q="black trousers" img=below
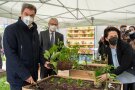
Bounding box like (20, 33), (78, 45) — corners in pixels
(10, 82), (30, 90)
(0, 54), (2, 69)
(123, 83), (135, 90)
(10, 84), (22, 90)
(40, 66), (57, 79)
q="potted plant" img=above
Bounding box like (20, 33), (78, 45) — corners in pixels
(44, 41), (79, 71)
(43, 42), (63, 72)
(57, 44), (80, 70)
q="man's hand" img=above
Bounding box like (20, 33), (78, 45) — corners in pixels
(25, 76), (35, 84)
(97, 73), (109, 82)
(44, 61), (51, 69)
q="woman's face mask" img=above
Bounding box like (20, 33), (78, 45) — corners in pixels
(22, 16), (34, 26)
(129, 31), (135, 35)
(109, 37), (118, 46)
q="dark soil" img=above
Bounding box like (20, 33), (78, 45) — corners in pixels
(75, 65), (103, 71)
(27, 76), (121, 90)
(57, 61), (73, 70)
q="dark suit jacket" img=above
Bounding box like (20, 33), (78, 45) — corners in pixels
(3, 18), (42, 84)
(106, 40), (135, 75)
(40, 30), (64, 52)
(39, 30), (64, 78)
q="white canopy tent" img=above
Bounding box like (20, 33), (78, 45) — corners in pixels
(0, 0), (135, 27)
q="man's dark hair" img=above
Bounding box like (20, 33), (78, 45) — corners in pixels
(104, 26), (121, 45)
(21, 3), (37, 14)
(120, 25), (127, 29)
(129, 26), (135, 30)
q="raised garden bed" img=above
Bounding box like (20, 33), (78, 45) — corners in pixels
(22, 75), (122, 90)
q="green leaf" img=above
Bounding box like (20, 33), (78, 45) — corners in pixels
(44, 50), (50, 60)
(50, 52), (60, 62)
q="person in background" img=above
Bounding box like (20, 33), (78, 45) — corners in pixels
(40, 18), (64, 79)
(120, 25), (127, 41)
(120, 25), (127, 33)
(122, 30), (131, 43)
(3, 3), (46, 90)
(129, 26), (135, 32)
(129, 26), (135, 50)
(98, 36), (107, 60)
(97, 26), (135, 90)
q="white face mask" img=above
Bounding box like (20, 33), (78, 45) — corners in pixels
(22, 16), (34, 26)
(49, 25), (57, 32)
(129, 31), (134, 34)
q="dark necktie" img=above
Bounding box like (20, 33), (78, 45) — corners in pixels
(51, 32), (54, 45)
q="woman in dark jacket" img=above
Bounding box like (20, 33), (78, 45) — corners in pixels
(98, 26), (135, 90)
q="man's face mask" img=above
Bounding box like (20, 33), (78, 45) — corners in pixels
(49, 25), (57, 32)
(22, 16), (34, 26)
(109, 37), (118, 46)
(129, 31), (135, 35)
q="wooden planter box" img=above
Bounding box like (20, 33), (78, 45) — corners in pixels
(0, 69), (6, 78)
(69, 70), (95, 80)
(22, 75), (122, 90)
(69, 64), (106, 79)
(82, 63), (107, 71)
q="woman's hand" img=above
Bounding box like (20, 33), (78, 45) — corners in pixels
(97, 73), (109, 82)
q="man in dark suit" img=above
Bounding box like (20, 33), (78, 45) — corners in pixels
(40, 18), (64, 79)
(3, 3), (46, 90)
(97, 27), (135, 90)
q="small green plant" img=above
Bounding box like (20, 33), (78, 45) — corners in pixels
(44, 45), (60, 62)
(57, 43), (80, 70)
(95, 65), (115, 77)
(76, 79), (83, 87)
(94, 65), (118, 89)
(1, 55), (6, 61)
(57, 78), (65, 85)
(66, 78), (74, 85)
(44, 41), (80, 70)
(50, 78), (54, 83)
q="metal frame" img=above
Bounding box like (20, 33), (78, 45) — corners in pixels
(0, 0), (135, 25)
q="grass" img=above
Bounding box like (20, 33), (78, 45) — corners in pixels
(1, 55), (6, 61)
(0, 76), (10, 90)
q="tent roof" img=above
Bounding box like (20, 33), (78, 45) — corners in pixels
(0, 0), (135, 27)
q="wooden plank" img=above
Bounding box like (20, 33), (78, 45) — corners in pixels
(87, 63), (107, 67)
(69, 70), (95, 80)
